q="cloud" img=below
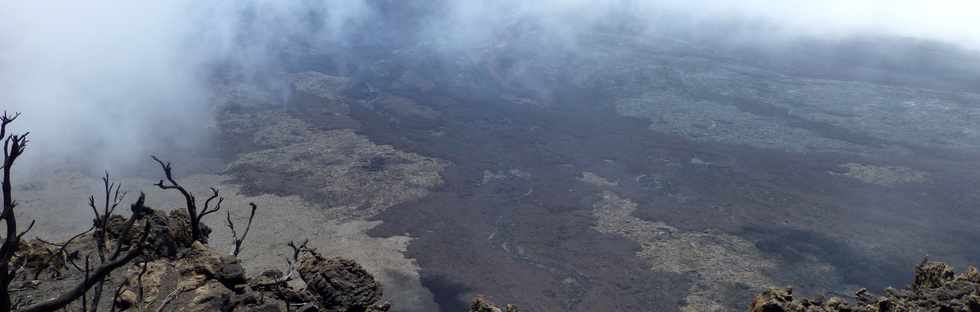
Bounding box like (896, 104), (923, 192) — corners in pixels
(663, 0), (980, 45)
(0, 0), (975, 173)
(0, 2), (216, 171)
(0, 1), (370, 173)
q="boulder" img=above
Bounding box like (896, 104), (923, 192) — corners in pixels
(748, 288), (793, 312)
(297, 249), (388, 312)
(470, 296), (518, 312)
(915, 259), (955, 289)
(107, 209), (211, 259)
(746, 260), (980, 312)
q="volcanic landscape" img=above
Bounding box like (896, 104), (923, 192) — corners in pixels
(14, 7), (980, 312)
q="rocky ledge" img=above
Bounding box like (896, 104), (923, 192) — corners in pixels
(14, 203), (520, 312)
(13, 207), (391, 312)
(749, 260), (980, 312)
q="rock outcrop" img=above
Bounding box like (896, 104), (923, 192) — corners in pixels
(106, 208), (211, 259)
(469, 296), (519, 312)
(748, 259), (980, 312)
(297, 249), (390, 312)
(14, 207), (391, 312)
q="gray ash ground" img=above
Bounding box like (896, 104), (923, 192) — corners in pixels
(213, 24), (980, 311)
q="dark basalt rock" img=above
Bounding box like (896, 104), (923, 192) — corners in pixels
(297, 249), (389, 312)
(106, 208), (212, 259)
(748, 259), (980, 312)
(470, 296), (519, 312)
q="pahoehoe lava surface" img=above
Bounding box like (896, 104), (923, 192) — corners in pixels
(336, 61), (980, 310)
(218, 20), (980, 312)
(358, 82), (697, 311)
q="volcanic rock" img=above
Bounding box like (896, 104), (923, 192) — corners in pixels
(297, 249), (389, 312)
(747, 259), (980, 312)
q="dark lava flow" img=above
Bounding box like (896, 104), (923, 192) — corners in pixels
(305, 55), (980, 311)
(225, 34), (980, 310)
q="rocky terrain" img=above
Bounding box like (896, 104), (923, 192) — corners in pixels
(11, 205), (392, 312)
(10, 5), (980, 312)
(749, 260), (980, 312)
(12, 203), (522, 312)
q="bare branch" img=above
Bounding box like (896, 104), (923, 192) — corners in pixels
(203, 188), (220, 211)
(226, 203), (258, 257)
(254, 239), (308, 289)
(199, 197), (223, 219)
(110, 193), (148, 261)
(109, 281), (126, 312)
(82, 256), (90, 312)
(20, 219), (152, 312)
(150, 156), (190, 197)
(287, 239), (310, 261)
(0, 115), (27, 311)
(90, 170), (128, 312)
(200, 187), (223, 219)
(151, 156), (210, 243)
(34, 226), (94, 280)
(152, 288), (182, 312)
(135, 260), (149, 312)
(0, 111), (20, 142)
(17, 219), (35, 240)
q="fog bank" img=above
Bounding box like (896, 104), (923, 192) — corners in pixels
(1, 0), (976, 173)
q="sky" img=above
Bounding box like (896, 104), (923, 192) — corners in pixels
(0, 0), (977, 173)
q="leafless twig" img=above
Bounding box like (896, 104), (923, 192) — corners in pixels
(0, 111), (28, 311)
(89, 171), (128, 312)
(151, 156), (220, 243)
(152, 287), (182, 312)
(254, 239), (309, 289)
(136, 260), (149, 312)
(35, 226), (93, 279)
(17, 219), (35, 240)
(20, 204), (153, 312)
(82, 256), (90, 312)
(109, 281), (126, 312)
(226, 203), (257, 257)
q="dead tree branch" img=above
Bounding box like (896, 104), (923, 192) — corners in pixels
(35, 226), (93, 279)
(135, 260), (149, 312)
(16, 220), (34, 240)
(254, 239), (309, 289)
(0, 111), (28, 312)
(151, 156), (220, 243)
(88, 171), (127, 312)
(20, 216), (152, 312)
(152, 287), (181, 312)
(225, 202), (257, 257)
(82, 256), (90, 312)
(109, 282), (126, 312)
(200, 188), (223, 220)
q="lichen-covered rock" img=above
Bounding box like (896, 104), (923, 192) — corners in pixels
(470, 296), (518, 312)
(107, 209), (211, 259)
(177, 241), (246, 289)
(746, 259), (980, 312)
(13, 238), (64, 278)
(297, 249), (388, 312)
(166, 209), (212, 246)
(111, 240), (253, 311)
(957, 266), (980, 283)
(187, 280), (234, 312)
(119, 260), (172, 306)
(748, 288), (794, 312)
(914, 259), (955, 289)
(15, 208), (393, 312)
